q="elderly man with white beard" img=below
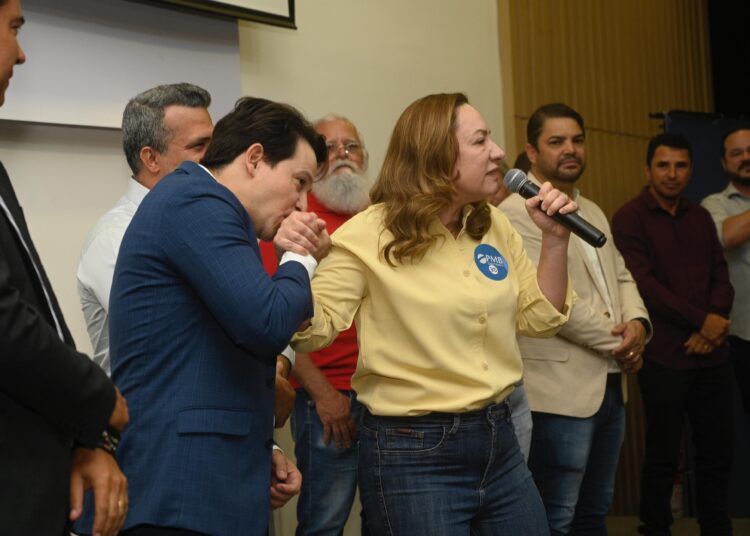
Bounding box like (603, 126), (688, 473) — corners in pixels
(260, 114), (372, 535)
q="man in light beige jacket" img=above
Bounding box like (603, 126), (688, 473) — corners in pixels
(500, 102), (651, 536)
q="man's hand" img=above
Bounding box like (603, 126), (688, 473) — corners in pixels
(316, 390), (356, 449)
(108, 388), (129, 432)
(685, 332), (716, 355)
(274, 212), (326, 258)
(275, 356), (295, 428)
(270, 449), (302, 509)
(700, 313), (730, 346)
(619, 354), (643, 374)
(611, 319), (647, 360)
(69, 448), (128, 536)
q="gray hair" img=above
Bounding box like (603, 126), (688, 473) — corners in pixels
(122, 83), (211, 175)
(314, 113), (367, 149)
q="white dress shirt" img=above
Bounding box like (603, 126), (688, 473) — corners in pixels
(77, 178), (148, 374)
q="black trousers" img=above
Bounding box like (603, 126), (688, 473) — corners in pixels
(638, 358), (734, 536)
(729, 335), (750, 423)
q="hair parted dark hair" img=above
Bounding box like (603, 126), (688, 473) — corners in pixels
(646, 133), (693, 165)
(526, 103), (585, 149)
(201, 97), (327, 170)
(720, 126), (750, 158)
(371, 92), (491, 266)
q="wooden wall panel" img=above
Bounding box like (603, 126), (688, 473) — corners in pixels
(499, 0), (713, 516)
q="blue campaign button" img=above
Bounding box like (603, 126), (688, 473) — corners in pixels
(474, 244), (509, 281)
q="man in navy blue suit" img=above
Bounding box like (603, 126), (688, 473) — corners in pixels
(108, 97), (330, 536)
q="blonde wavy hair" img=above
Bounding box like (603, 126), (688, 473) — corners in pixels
(371, 93), (491, 266)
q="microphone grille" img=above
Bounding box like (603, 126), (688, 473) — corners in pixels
(503, 168), (528, 193)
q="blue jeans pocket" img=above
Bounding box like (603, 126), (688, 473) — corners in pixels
(375, 422), (447, 455)
(384, 427), (425, 449)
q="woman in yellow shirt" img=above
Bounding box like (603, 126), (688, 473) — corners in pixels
(294, 93), (575, 534)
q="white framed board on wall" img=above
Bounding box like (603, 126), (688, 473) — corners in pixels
(140, 0), (296, 28)
(0, 0), (242, 128)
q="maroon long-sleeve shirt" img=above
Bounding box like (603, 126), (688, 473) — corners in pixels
(612, 187), (734, 369)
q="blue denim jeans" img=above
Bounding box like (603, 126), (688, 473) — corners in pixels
(358, 402), (549, 535)
(291, 389), (366, 536)
(528, 373), (625, 536)
(508, 383), (532, 463)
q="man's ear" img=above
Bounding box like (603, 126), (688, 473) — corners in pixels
(139, 146), (160, 175)
(525, 143), (537, 165)
(245, 143), (265, 177)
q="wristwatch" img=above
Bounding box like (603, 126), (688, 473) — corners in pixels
(96, 426), (121, 456)
(634, 317), (651, 337)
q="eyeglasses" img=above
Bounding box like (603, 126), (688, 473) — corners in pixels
(326, 141), (362, 157)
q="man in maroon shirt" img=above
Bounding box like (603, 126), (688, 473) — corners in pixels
(612, 133), (734, 536)
(260, 114), (372, 534)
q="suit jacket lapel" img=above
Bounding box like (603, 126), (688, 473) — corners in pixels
(0, 162), (74, 346)
(571, 231), (612, 306)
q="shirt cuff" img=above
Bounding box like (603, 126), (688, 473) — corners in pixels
(279, 346), (295, 368)
(280, 251), (318, 280)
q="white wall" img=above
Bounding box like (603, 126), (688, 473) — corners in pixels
(239, 0), (506, 178)
(0, 121), (130, 355)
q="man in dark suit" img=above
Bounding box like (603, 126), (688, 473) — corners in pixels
(0, 1), (130, 535)
(109, 97), (330, 535)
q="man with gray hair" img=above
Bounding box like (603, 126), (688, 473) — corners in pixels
(260, 114), (373, 534)
(77, 82), (213, 375)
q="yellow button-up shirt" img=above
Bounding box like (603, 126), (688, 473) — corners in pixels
(293, 203), (573, 416)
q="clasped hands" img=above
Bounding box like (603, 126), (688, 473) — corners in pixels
(275, 211), (331, 262)
(611, 319), (647, 374)
(684, 313), (730, 355)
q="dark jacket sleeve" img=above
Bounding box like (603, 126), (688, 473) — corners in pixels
(159, 187), (313, 359)
(0, 163), (115, 447)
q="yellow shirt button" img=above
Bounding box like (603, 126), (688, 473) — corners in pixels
(482, 362), (489, 370)
(463, 270), (470, 277)
(479, 316), (486, 324)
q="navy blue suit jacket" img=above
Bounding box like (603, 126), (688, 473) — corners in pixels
(108, 162), (313, 535)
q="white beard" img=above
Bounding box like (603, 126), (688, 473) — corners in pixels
(312, 167), (373, 215)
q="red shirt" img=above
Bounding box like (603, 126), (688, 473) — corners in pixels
(259, 193), (359, 389)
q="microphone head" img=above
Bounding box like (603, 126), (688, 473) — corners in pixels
(503, 168), (528, 193)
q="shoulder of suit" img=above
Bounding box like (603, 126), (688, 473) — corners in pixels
(576, 194), (607, 219)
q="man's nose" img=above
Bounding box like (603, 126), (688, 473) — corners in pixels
(562, 140), (576, 154)
(296, 192), (308, 212)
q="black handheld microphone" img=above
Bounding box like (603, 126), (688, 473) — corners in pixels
(503, 169), (607, 248)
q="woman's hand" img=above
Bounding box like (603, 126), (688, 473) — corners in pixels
(524, 181), (577, 239)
